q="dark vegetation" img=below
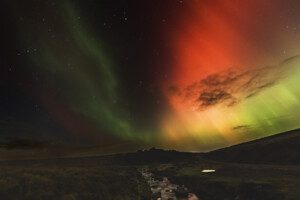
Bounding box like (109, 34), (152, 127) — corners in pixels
(0, 164), (150, 200)
(146, 129), (300, 200)
(150, 162), (300, 200)
(0, 129), (298, 199)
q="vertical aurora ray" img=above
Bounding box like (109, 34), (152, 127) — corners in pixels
(161, 0), (300, 151)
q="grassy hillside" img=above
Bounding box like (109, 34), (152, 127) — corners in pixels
(0, 164), (151, 200)
(205, 128), (300, 164)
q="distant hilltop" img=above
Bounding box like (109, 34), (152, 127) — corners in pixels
(136, 147), (180, 153)
(116, 128), (300, 165)
(114, 147), (200, 165)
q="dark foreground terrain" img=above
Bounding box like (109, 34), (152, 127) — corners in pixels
(0, 163), (151, 200)
(0, 128), (299, 200)
(205, 128), (300, 165)
(149, 161), (300, 200)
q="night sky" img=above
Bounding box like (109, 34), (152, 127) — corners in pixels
(1, 0), (300, 156)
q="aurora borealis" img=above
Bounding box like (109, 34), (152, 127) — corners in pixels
(1, 0), (300, 155)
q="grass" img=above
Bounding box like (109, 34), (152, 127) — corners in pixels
(150, 161), (300, 200)
(0, 164), (151, 200)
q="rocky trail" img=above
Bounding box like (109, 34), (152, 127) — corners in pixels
(141, 168), (199, 200)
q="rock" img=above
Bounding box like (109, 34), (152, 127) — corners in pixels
(175, 186), (189, 198)
(151, 191), (161, 200)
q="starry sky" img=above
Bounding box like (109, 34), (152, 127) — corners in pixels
(1, 0), (300, 156)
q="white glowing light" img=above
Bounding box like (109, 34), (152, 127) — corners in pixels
(201, 169), (216, 173)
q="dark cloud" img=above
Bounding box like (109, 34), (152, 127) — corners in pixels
(232, 125), (251, 131)
(175, 56), (300, 110)
(200, 71), (242, 87)
(198, 89), (236, 107)
(196, 66), (282, 109)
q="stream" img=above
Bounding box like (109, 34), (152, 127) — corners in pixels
(141, 168), (199, 200)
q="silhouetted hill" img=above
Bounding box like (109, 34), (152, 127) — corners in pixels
(113, 147), (200, 165)
(205, 129), (300, 165)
